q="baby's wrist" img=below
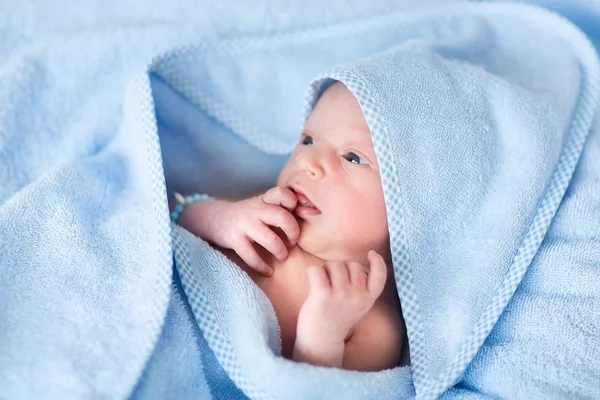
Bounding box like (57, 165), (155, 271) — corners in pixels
(170, 192), (214, 223)
(173, 195), (230, 242)
(297, 323), (349, 346)
(297, 305), (353, 345)
(292, 332), (345, 368)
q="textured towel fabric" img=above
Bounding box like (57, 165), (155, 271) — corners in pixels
(1, 1), (599, 400)
(143, 3), (600, 399)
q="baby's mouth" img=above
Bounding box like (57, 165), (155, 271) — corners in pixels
(291, 188), (321, 216)
(297, 195), (317, 209)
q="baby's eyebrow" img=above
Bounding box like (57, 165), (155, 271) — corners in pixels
(299, 131), (319, 142)
(346, 138), (372, 146)
(346, 139), (375, 154)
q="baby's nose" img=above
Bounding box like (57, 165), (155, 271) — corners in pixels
(294, 150), (325, 180)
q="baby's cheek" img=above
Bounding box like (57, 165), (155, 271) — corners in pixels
(347, 206), (388, 247)
(276, 167), (290, 187)
(340, 208), (377, 241)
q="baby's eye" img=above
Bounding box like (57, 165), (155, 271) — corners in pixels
(343, 152), (368, 165)
(301, 135), (315, 146)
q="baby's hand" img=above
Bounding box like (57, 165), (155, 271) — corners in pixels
(211, 186), (300, 276)
(296, 251), (388, 344)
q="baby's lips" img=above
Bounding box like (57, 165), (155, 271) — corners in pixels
(293, 191), (319, 210)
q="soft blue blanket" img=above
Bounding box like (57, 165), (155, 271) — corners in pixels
(1, 1), (599, 399)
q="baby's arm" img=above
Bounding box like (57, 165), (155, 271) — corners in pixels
(293, 305), (402, 371)
(293, 251), (399, 371)
(170, 187), (299, 276)
(172, 196), (230, 244)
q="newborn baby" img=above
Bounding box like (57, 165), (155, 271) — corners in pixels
(174, 82), (405, 371)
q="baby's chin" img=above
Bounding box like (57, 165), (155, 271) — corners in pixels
(294, 223), (325, 256)
(297, 227), (389, 265)
(295, 226), (352, 262)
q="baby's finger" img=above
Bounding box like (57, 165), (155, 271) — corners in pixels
(246, 222), (288, 262)
(306, 265), (330, 292)
(348, 261), (368, 289)
(237, 238), (273, 276)
(259, 206), (300, 245)
(324, 261), (351, 290)
(366, 251), (387, 297)
(261, 186), (297, 212)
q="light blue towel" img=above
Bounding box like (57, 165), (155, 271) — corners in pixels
(1, 1), (600, 400)
(140, 2), (599, 399)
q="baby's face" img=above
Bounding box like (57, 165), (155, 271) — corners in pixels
(277, 82), (389, 264)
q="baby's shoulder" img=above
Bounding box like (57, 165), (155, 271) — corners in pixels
(360, 298), (404, 341)
(343, 298), (405, 371)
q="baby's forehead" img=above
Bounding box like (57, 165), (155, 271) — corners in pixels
(307, 82), (372, 143)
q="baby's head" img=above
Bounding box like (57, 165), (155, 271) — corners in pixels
(277, 82), (389, 265)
